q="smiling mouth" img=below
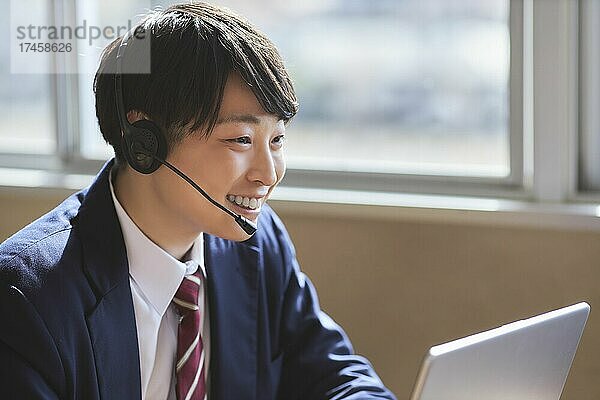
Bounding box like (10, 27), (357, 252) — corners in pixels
(226, 194), (263, 211)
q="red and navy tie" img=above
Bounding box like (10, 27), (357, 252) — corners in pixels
(173, 273), (206, 400)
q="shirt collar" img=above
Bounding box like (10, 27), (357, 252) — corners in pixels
(109, 166), (205, 317)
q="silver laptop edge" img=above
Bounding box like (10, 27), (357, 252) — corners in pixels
(410, 302), (590, 400)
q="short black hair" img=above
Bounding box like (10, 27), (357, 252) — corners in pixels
(94, 2), (299, 166)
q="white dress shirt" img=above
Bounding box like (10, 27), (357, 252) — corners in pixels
(109, 169), (210, 400)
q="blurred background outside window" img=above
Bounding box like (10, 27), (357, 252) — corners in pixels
(1, 2), (55, 154)
(77, 0), (511, 178)
(2, 0), (521, 193)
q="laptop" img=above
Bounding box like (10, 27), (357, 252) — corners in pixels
(410, 302), (590, 400)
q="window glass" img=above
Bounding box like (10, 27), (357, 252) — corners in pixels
(80, 0), (510, 178)
(1, 2), (55, 154)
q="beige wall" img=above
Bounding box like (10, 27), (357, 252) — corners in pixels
(2, 190), (599, 399)
(272, 206), (600, 400)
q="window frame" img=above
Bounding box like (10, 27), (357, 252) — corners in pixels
(0, 0), (590, 205)
(578, 0), (600, 198)
(528, 0), (580, 203)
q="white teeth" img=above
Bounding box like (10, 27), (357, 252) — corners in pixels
(227, 194), (262, 210)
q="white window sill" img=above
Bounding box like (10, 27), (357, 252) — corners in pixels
(1, 167), (599, 232)
(270, 187), (600, 232)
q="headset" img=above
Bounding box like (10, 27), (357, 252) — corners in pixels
(113, 26), (257, 236)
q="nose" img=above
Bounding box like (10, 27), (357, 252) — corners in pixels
(247, 146), (279, 187)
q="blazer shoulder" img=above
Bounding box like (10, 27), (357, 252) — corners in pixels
(0, 190), (85, 292)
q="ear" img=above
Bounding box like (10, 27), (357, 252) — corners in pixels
(126, 110), (149, 124)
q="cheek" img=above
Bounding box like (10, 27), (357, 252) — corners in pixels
(176, 144), (234, 184)
(201, 154), (243, 192)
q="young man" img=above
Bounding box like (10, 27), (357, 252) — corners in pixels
(0, 3), (395, 399)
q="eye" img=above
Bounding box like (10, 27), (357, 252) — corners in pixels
(272, 134), (286, 146)
(228, 136), (251, 145)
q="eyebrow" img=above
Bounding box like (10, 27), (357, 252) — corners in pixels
(216, 114), (262, 125)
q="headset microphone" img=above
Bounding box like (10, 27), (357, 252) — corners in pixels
(114, 26), (257, 236)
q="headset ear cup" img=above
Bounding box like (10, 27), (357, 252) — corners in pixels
(122, 120), (168, 174)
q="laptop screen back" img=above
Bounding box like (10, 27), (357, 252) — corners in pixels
(410, 302), (590, 400)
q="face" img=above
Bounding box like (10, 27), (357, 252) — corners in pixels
(150, 72), (287, 242)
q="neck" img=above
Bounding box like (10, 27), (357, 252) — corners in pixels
(113, 166), (197, 260)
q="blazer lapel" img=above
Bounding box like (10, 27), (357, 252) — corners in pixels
(76, 159), (261, 400)
(205, 233), (260, 400)
(78, 160), (142, 400)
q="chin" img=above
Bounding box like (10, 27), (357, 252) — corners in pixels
(208, 219), (257, 242)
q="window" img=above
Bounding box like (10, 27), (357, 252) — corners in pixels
(2, 0), (529, 197)
(1, 2), (55, 155)
(266, 0), (512, 178)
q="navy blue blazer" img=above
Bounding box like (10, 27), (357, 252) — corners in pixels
(0, 159), (395, 400)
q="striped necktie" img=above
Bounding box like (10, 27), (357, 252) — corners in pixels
(173, 273), (206, 400)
